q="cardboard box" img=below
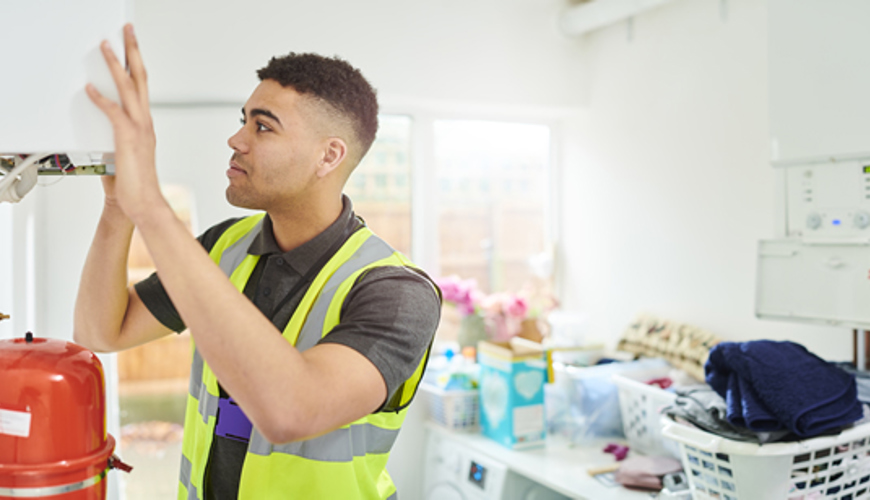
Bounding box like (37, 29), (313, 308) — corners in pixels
(477, 338), (547, 449)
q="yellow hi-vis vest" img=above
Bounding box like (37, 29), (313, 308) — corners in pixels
(178, 214), (433, 500)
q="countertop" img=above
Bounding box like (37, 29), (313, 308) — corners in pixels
(426, 423), (657, 500)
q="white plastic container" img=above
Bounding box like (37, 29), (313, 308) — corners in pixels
(661, 416), (870, 500)
(613, 365), (681, 458)
(420, 383), (479, 431)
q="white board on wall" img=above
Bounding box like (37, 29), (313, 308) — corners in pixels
(0, 0), (133, 155)
(769, 0), (870, 162)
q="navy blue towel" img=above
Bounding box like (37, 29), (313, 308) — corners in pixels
(705, 340), (863, 438)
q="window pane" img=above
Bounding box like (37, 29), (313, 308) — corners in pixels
(345, 115), (413, 256)
(435, 120), (550, 293)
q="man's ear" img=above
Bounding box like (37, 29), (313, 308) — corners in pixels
(316, 138), (348, 178)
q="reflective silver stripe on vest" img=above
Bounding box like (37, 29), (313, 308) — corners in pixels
(179, 455), (199, 500)
(294, 235), (394, 352)
(217, 218), (263, 277)
(189, 348), (219, 424)
(209, 225), (401, 462)
(247, 422), (400, 462)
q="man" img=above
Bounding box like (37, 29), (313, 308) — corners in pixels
(74, 24), (441, 499)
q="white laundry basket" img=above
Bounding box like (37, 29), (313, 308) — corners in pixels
(661, 416), (870, 500)
(613, 365), (681, 458)
(420, 382), (479, 431)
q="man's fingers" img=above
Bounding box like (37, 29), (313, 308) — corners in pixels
(123, 24), (150, 110)
(100, 39), (142, 119)
(86, 83), (128, 127)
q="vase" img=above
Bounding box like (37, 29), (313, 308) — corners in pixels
(457, 314), (488, 350)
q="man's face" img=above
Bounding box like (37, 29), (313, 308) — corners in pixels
(226, 80), (324, 211)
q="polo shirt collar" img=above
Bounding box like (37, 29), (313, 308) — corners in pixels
(246, 195), (355, 276)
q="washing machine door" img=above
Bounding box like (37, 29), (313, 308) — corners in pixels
(503, 471), (569, 500)
(427, 482), (467, 500)
(518, 485), (569, 500)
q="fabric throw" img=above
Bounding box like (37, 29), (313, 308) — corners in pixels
(705, 340), (863, 438)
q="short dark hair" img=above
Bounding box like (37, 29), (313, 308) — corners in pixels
(257, 53), (379, 160)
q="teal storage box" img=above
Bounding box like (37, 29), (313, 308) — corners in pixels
(478, 338), (547, 449)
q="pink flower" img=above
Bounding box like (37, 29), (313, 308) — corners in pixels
(435, 275), (480, 316)
(503, 295), (529, 319)
(436, 276), (542, 340)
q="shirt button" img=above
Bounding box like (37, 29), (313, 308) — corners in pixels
(276, 258), (284, 266)
(263, 287), (271, 297)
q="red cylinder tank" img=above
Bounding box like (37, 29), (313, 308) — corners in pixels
(0, 333), (127, 499)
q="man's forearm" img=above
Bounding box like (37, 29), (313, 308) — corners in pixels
(73, 203), (135, 352)
(130, 204), (352, 442)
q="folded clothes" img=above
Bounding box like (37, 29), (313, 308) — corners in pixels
(706, 341), (863, 438)
(664, 387), (790, 443)
(833, 362), (870, 404)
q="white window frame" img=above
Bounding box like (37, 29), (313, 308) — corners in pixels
(380, 98), (565, 285)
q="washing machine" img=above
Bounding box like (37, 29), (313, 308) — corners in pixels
(423, 432), (570, 500)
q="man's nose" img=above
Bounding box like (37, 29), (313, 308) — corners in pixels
(228, 128), (248, 153)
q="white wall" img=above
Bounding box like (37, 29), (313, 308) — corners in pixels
(135, 0), (585, 107)
(8, 190), (45, 341)
(769, 0), (870, 162)
(559, 0), (852, 361)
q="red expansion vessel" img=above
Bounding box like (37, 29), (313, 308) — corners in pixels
(0, 333), (129, 499)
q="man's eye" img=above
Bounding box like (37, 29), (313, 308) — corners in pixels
(256, 122), (270, 132)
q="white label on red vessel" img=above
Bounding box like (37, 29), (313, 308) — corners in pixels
(0, 408), (31, 438)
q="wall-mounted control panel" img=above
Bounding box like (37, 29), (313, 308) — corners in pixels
(786, 158), (870, 242)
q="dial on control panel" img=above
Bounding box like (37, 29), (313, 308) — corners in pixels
(806, 212), (870, 230)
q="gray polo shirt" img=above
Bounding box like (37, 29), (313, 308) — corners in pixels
(134, 195), (441, 499)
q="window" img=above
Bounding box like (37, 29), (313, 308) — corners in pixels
(434, 120), (551, 294)
(344, 115), (413, 256)
(345, 115), (554, 296)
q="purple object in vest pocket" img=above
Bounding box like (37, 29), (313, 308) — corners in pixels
(216, 397), (253, 443)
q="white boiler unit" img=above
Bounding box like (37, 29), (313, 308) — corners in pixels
(757, 155), (870, 330)
(0, 0), (132, 202)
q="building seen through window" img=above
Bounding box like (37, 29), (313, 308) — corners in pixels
(346, 116), (552, 297)
(345, 115), (413, 257)
(434, 120), (550, 294)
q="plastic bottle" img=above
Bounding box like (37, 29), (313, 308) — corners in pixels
(436, 347), (480, 391)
